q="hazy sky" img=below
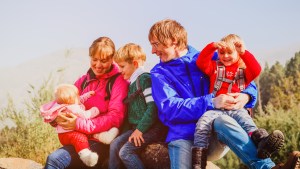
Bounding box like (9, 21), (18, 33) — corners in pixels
(1, 0), (299, 68)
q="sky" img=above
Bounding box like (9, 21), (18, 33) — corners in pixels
(0, 0), (300, 69)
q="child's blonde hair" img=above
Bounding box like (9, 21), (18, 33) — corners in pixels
(221, 34), (243, 49)
(148, 19), (187, 50)
(89, 36), (115, 60)
(220, 34), (246, 68)
(114, 43), (146, 64)
(54, 84), (79, 104)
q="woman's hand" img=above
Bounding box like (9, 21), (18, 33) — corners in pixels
(56, 112), (77, 130)
(128, 129), (144, 147)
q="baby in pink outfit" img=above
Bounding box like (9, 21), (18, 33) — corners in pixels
(40, 84), (118, 167)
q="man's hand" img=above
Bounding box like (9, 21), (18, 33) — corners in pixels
(128, 129), (144, 147)
(227, 93), (250, 110)
(212, 94), (236, 110)
(212, 93), (250, 110)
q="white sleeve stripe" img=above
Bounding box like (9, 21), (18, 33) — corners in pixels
(145, 95), (154, 102)
(143, 88), (152, 96)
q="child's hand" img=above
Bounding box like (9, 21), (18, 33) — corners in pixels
(214, 41), (227, 50)
(88, 91), (95, 96)
(128, 129), (144, 147)
(234, 41), (245, 55)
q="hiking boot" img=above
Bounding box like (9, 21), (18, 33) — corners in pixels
(192, 147), (208, 169)
(272, 151), (300, 169)
(257, 130), (285, 159)
(251, 128), (269, 147)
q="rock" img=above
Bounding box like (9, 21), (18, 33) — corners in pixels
(0, 158), (43, 169)
(140, 142), (220, 169)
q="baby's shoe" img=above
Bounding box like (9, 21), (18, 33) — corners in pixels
(79, 149), (99, 167)
(93, 127), (119, 144)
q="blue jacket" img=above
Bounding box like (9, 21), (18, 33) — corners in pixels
(150, 45), (257, 143)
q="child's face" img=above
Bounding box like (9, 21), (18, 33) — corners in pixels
(117, 61), (137, 80)
(218, 47), (239, 66)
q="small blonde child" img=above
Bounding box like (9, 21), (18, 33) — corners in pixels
(108, 43), (167, 168)
(40, 83), (118, 167)
(193, 34), (284, 169)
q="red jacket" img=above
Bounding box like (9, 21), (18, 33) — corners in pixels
(196, 42), (261, 96)
(74, 63), (129, 134)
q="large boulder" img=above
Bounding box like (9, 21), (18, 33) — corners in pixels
(0, 158), (43, 169)
(140, 142), (220, 169)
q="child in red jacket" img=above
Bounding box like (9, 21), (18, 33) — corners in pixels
(193, 34), (284, 169)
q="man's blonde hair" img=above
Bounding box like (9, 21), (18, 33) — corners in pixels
(89, 36), (115, 60)
(54, 84), (79, 104)
(114, 43), (146, 64)
(148, 19), (187, 50)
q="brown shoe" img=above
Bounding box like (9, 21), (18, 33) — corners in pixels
(272, 151), (300, 169)
(257, 130), (285, 159)
(192, 147), (208, 169)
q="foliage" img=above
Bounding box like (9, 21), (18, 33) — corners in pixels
(0, 74), (61, 164)
(258, 51), (300, 112)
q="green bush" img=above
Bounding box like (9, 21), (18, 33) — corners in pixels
(0, 75), (61, 164)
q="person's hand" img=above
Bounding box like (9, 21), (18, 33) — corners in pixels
(227, 93), (250, 110)
(128, 129), (144, 147)
(212, 94), (236, 110)
(56, 112), (77, 130)
(88, 91), (95, 96)
(234, 41), (245, 55)
(214, 41), (227, 50)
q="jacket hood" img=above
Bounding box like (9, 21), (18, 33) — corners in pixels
(40, 101), (66, 123)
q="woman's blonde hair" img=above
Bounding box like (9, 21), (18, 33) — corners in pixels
(89, 36), (115, 60)
(114, 43), (146, 64)
(54, 84), (79, 104)
(148, 19), (187, 50)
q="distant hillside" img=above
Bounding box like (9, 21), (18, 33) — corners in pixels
(0, 48), (89, 109)
(0, 48), (158, 109)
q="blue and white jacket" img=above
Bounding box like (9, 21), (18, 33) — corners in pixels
(150, 45), (257, 143)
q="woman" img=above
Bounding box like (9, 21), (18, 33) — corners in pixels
(44, 36), (128, 169)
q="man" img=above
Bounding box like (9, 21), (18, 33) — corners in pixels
(148, 19), (300, 169)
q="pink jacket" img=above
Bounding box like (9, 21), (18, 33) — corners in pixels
(74, 63), (129, 134)
(40, 101), (99, 133)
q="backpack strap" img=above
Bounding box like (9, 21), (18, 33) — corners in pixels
(123, 73), (149, 104)
(236, 68), (245, 91)
(212, 61), (226, 95)
(105, 73), (121, 101)
(80, 68), (96, 91)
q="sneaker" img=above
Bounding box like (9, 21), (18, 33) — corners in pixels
(272, 151), (300, 169)
(257, 130), (285, 159)
(79, 149), (99, 167)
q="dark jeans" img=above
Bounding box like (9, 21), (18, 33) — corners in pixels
(45, 140), (109, 169)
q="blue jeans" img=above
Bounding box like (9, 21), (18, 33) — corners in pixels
(169, 115), (276, 169)
(109, 124), (166, 169)
(44, 140), (108, 169)
(194, 108), (257, 148)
